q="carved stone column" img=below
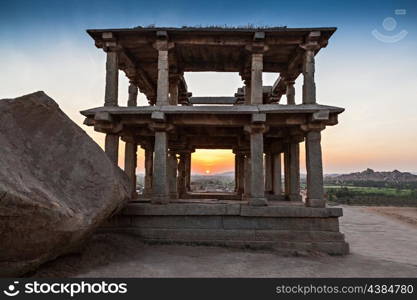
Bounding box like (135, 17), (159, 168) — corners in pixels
(149, 113), (171, 204)
(154, 31), (171, 106)
(234, 152), (239, 192)
(244, 79), (251, 104)
(184, 151), (192, 192)
(305, 129), (325, 207)
(245, 115), (268, 206)
(301, 42), (320, 104)
(105, 134), (119, 165)
(288, 142), (301, 201)
(242, 151), (251, 200)
(177, 152), (187, 198)
(250, 53), (263, 104)
(142, 143), (154, 198)
(286, 80), (295, 105)
(104, 51), (118, 106)
(237, 152), (245, 195)
(264, 153), (273, 195)
(124, 140), (137, 198)
(169, 74), (179, 105)
(283, 145), (290, 200)
(127, 81), (138, 106)
(272, 152), (282, 200)
(168, 150), (178, 199)
(102, 33), (120, 163)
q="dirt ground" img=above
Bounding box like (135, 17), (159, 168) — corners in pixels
(31, 206), (417, 278)
(366, 206), (417, 227)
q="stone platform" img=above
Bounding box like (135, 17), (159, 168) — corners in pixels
(101, 199), (349, 255)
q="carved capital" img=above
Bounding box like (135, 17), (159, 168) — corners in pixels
(149, 122), (174, 132)
(102, 32), (121, 52)
(300, 123), (326, 132)
(244, 124), (269, 134)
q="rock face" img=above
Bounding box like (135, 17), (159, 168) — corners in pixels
(327, 168), (417, 183)
(0, 91), (131, 277)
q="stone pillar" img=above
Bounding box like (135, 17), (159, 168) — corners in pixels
(156, 49), (169, 106)
(283, 146), (290, 200)
(237, 152), (245, 195)
(104, 50), (119, 107)
(105, 134), (119, 165)
(103, 48), (119, 165)
(184, 152), (192, 192)
(244, 80), (251, 104)
(250, 53), (263, 104)
(169, 76), (179, 105)
(168, 151), (178, 199)
(177, 153), (186, 197)
(305, 130), (325, 207)
(301, 43), (319, 104)
(234, 153), (239, 192)
(152, 130), (169, 203)
(243, 152), (251, 200)
(248, 125), (267, 206)
(272, 152), (282, 199)
(286, 80), (295, 105)
(127, 81), (138, 106)
(143, 145), (154, 197)
(264, 153), (273, 195)
(124, 141), (137, 198)
(288, 142), (301, 201)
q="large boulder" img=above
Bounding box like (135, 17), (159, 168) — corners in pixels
(0, 91), (131, 276)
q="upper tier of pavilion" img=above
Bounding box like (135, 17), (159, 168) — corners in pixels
(86, 26), (336, 105)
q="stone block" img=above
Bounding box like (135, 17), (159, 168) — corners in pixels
(151, 111), (165, 121)
(251, 113), (266, 123)
(312, 109), (329, 121)
(222, 216), (339, 231)
(122, 203), (239, 216)
(240, 205), (343, 217)
(131, 216), (223, 229)
(94, 111), (113, 122)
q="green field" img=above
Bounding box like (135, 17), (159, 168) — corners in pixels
(324, 185), (414, 197)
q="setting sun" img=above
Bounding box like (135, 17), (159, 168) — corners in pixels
(191, 149), (234, 175)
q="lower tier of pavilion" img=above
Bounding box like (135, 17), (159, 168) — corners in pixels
(81, 103), (343, 209)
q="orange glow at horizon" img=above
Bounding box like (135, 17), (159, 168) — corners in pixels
(192, 149), (234, 175)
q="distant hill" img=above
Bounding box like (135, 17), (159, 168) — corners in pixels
(326, 168), (417, 183)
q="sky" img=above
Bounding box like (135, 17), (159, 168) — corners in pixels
(1, 0), (416, 174)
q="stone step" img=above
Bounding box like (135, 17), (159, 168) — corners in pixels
(105, 227), (345, 242)
(100, 227), (349, 255)
(103, 215), (340, 232)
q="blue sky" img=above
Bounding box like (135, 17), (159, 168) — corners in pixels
(1, 0), (416, 173)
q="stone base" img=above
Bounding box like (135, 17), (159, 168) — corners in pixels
(266, 194), (283, 201)
(101, 200), (349, 255)
(288, 193), (303, 202)
(248, 197), (268, 206)
(306, 198), (326, 208)
(169, 192), (178, 200)
(151, 195), (169, 204)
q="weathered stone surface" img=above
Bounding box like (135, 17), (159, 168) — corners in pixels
(0, 91), (131, 276)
